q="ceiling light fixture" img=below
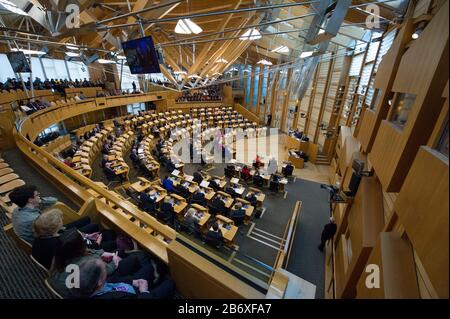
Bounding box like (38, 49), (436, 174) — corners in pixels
(300, 51), (314, 58)
(174, 71), (187, 75)
(271, 45), (289, 53)
(97, 59), (115, 64)
(239, 28), (262, 41)
(187, 74), (201, 79)
(65, 52), (80, 57)
(116, 55), (126, 60)
(216, 58), (228, 63)
(175, 19), (202, 34)
(257, 59), (273, 66)
(66, 45), (79, 50)
(11, 48), (46, 55)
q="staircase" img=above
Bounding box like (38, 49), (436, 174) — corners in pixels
(315, 154), (331, 166)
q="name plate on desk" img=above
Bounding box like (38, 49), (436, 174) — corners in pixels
(172, 169), (180, 177)
(200, 180), (210, 188)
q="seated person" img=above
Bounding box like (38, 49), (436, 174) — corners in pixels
(193, 169), (204, 184)
(130, 148), (139, 163)
(104, 162), (117, 178)
(191, 188), (206, 206)
(139, 191), (157, 214)
(49, 229), (156, 298)
(184, 208), (201, 231)
(271, 173), (281, 183)
(293, 129), (302, 139)
(9, 185), (96, 244)
(244, 192), (258, 207)
(166, 159), (176, 173)
(225, 186), (238, 198)
(70, 258), (175, 299)
(211, 195), (227, 215)
(162, 176), (174, 192)
(159, 197), (175, 224)
(209, 178), (220, 191)
(156, 139), (165, 151)
(174, 183), (189, 198)
(282, 162), (294, 177)
(229, 202), (246, 224)
(240, 165), (251, 181)
(205, 222), (224, 248)
(32, 209), (117, 269)
(253, 154), (263, 169)
(101, 154), (108, 168)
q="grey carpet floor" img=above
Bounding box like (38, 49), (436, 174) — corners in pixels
(0, 212), (55, 298)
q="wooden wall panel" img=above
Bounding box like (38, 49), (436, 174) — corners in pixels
(369, 2), (449, 191)
(394, 146), (449, 298)
(336, 176), (385, 298)
(356, 232), (419, 299)
(167, 240), (265, 299)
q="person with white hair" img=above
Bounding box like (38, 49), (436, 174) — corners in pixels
(318, 216), (337, 252)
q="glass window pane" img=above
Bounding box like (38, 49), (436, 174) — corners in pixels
(0, 53), (17, 83)
(436, 121), (449, 157)
(253, 66), (260, 107)
(30, 57), (45, 82)
(120, 64), (139, 91)
(390, 93), (416, 128)
(245, 65), (252, 107)
(369, 88), (381, 111)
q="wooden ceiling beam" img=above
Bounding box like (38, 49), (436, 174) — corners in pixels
(187, 0), (244, 76)
(197, 15), (256, 77)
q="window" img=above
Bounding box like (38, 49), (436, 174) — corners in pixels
(30, 57), (45, 81)
(119, 64), (139, 91)
(436, 121), (449, 157)
(67, 61), (89, 80)
(261, 70), (269, 102)
(390, 93), (416, 128)
(0, 53), (18, 83)
(41, 123), (60, 136)
(252, 66), (260, 107)
(42, 58), (69, 80)
(245, 65), (252, 107)
(369, 88), (381, 111)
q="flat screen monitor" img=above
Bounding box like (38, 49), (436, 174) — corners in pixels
(122, 36), (161, 74)
(6, 52), (31, 73)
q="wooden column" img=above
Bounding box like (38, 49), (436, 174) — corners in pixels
(314, 53), (336, 144)
(248, 65), (255, 111)
(304, 66), (320, 134)
(256, 65), (265, 117)
(269, 71), (280, 125)
(280, 68), (293, 132)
